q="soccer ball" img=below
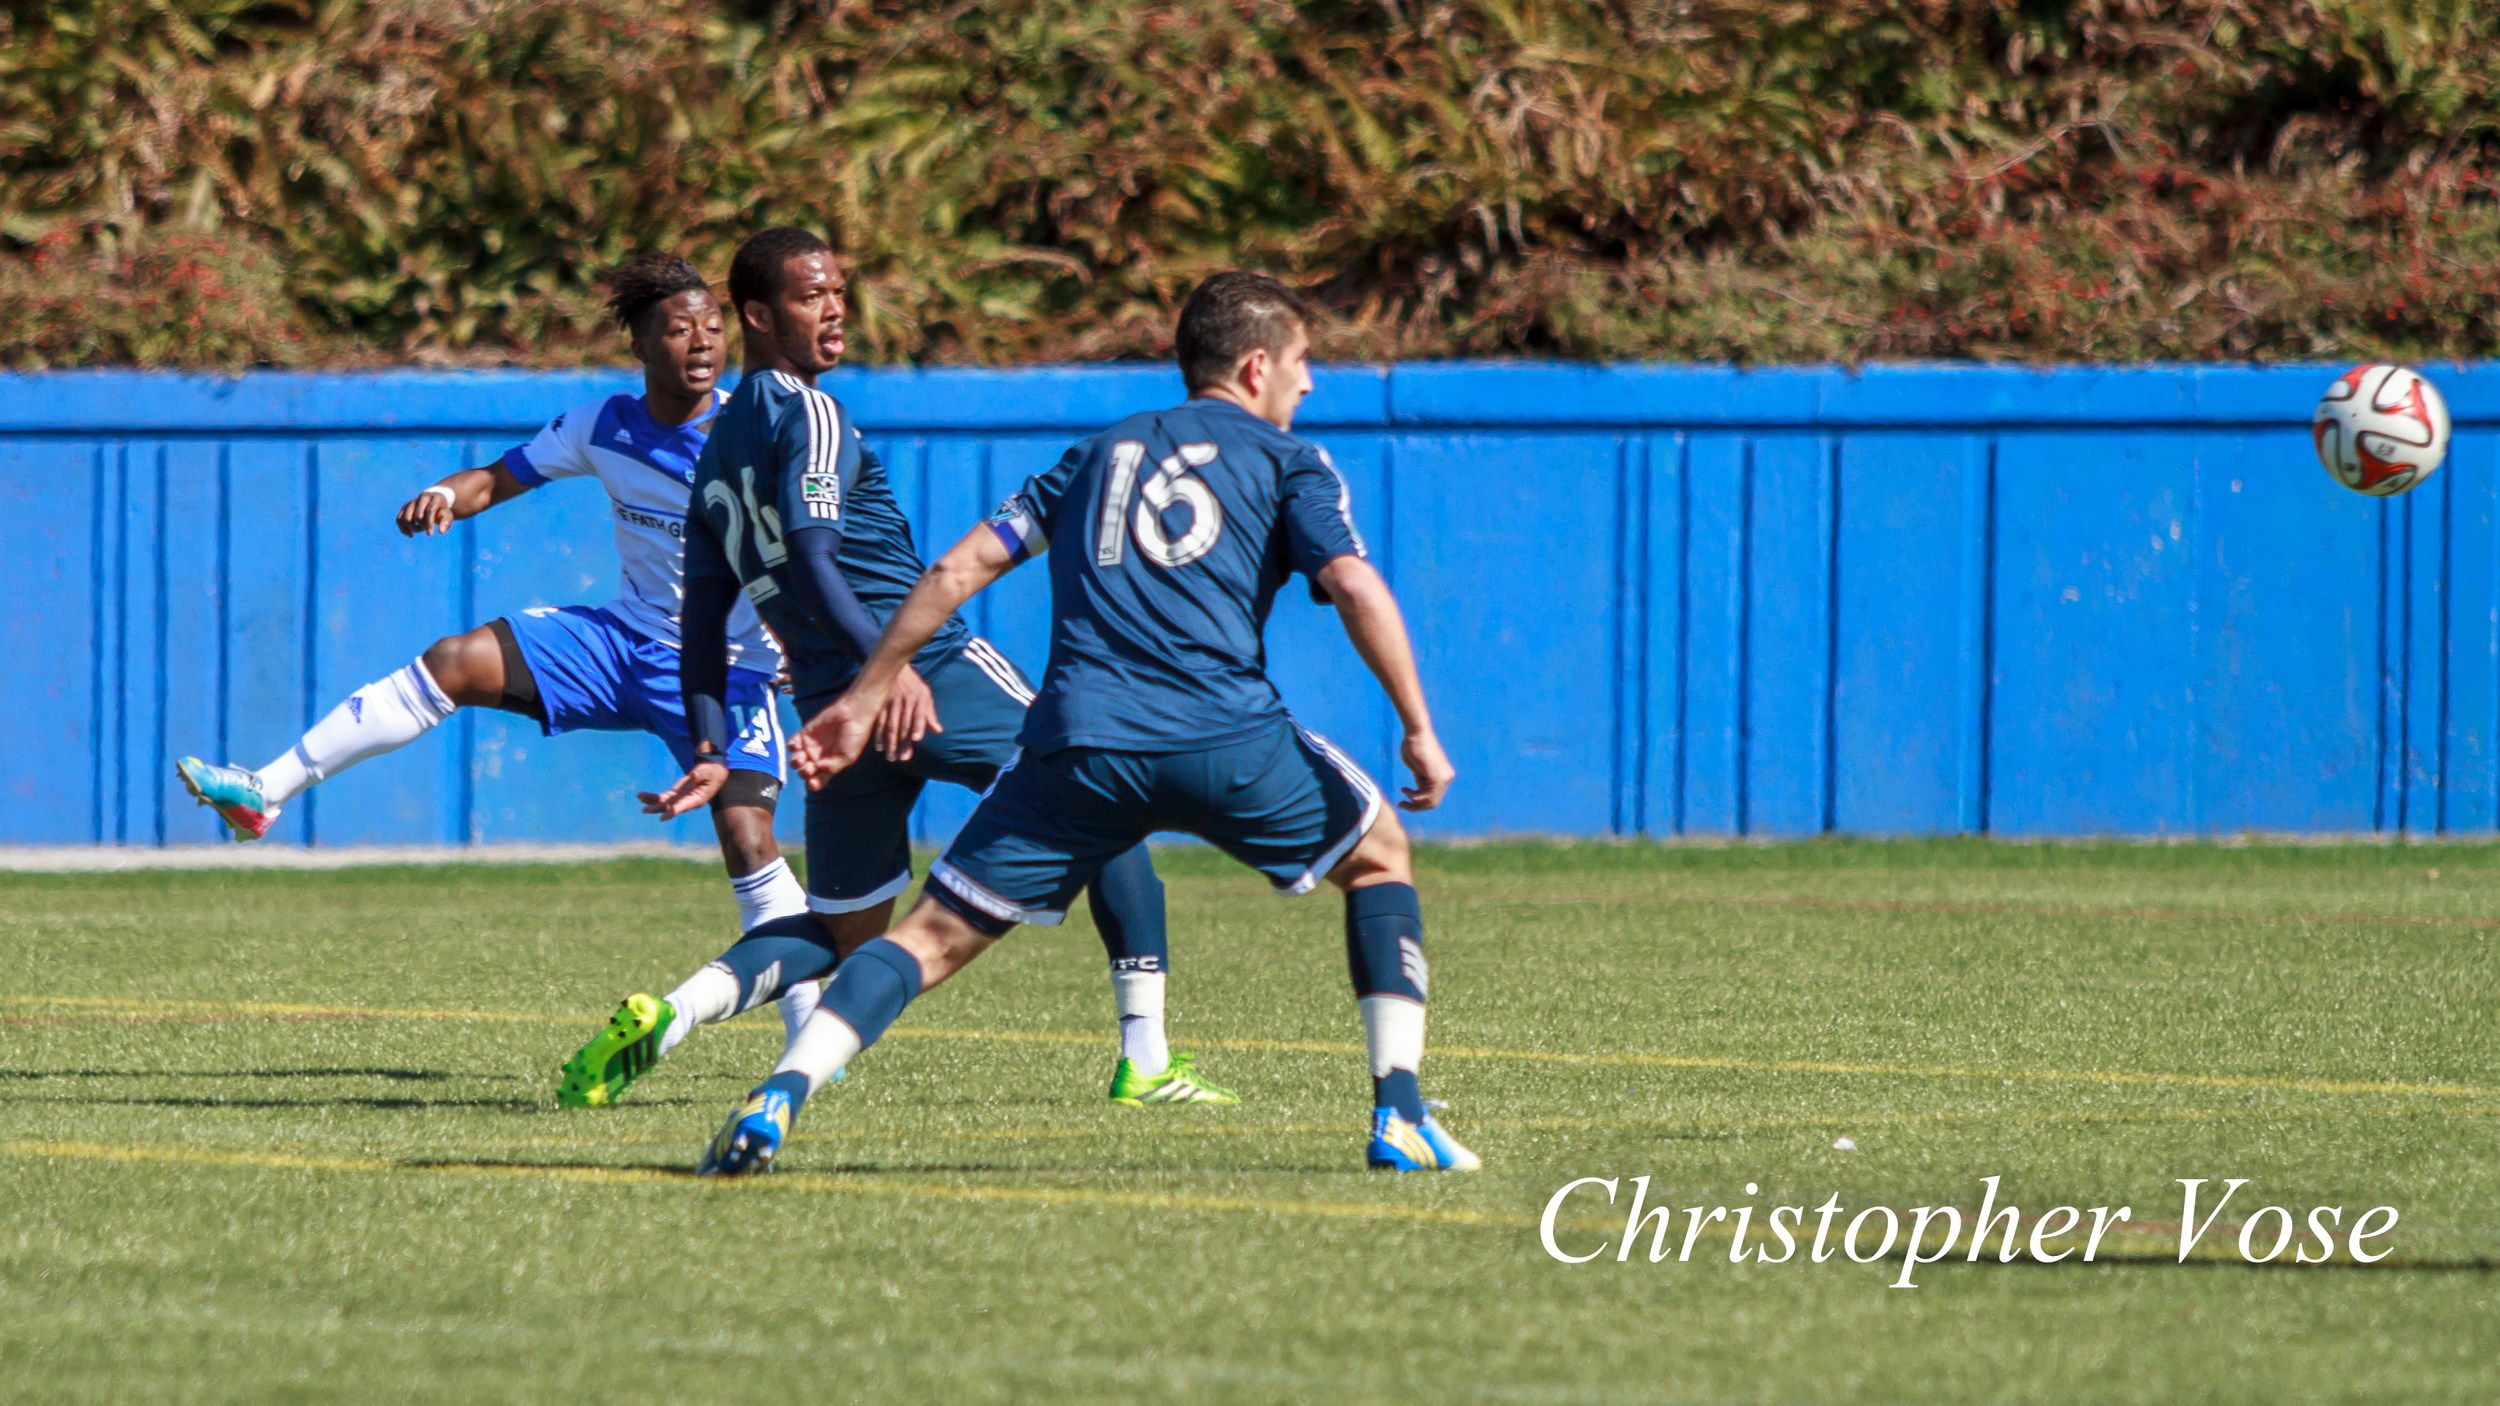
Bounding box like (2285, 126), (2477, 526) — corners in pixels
(2312, 364), (2450, 497)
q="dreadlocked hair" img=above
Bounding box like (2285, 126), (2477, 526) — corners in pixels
(604, 254), (713, 331)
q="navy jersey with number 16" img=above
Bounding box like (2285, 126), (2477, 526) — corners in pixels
(985, 397), (1366, 754)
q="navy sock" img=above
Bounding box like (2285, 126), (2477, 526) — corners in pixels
(1346, 882), (1428, 1124)
(757, 1069), (812, 1112)
(1087, 844), (1169, 974)
(817, 936), (922, 1053)
(1374, 1070), (1425, 1124)
(712, 913), (839, 1014)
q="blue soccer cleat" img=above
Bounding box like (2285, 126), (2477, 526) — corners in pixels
(697, 1083), (794, 1177)
(175, 757), (278, 840)
(1367, 1108), (1482, 1172)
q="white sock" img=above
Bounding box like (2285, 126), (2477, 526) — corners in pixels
(774, 1009), (862, 1098)
(778, 979), (822, 1046)
(1358, 995), (1427, 1079)
(658, 963), (740, 1055)
(256, 659), (456, 804)
(726, 859), (825, 1046)
(1111, 968), (1168, 1076)
(731, 858), (809, 929)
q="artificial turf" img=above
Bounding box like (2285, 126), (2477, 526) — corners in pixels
(1, 839), (2494, 1404)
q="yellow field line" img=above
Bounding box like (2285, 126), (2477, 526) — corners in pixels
(0, 1140), (1524, 1228)
(891, 1026), (2500, 1101)
(13, 995), (2494, 1101)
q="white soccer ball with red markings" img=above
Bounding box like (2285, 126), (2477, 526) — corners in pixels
(2313, 364), (2450, 497)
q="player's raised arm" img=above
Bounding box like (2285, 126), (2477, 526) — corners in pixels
(791, 520), (1020, 785)
(395, 460), (531, 537)
(1316, 554), (1453, 811)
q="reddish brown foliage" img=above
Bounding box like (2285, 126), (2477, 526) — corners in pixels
(1, 1), (2494, 367)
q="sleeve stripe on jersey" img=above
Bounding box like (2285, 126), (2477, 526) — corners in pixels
(799, 384), (842, 521)
(501, 446), (548, 488)
(1317, 447), (1366, 556)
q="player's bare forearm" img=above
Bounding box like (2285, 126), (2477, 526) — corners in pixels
(1319, 556), (1433, 737)
(860, 525), (1017, 705)
(396, 463), (530, 537)
(1319, 554), (1454, 809)
(792, 525), (1015, 785)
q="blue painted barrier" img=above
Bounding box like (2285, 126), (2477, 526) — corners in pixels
(5, 362), (2494, 847)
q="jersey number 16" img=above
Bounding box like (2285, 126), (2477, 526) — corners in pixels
(1097, 441), (1223, 569)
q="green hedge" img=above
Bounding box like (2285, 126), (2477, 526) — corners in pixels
(5, 0), (2496, 368)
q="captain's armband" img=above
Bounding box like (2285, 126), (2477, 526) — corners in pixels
(986, 495), (1049, 563)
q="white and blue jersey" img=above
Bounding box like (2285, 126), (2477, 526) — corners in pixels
(985, 397), (1367, 752)
(503, 388), (780, 674)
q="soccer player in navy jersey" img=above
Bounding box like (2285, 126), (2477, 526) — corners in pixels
(174, 256), (831, 1066)
(574, 227), (1233, 1111)
(698, 271), (1477, 1175)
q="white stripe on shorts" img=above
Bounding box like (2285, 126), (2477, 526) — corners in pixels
(960, 636), (1036, 706)
(931, 858), (1065, 927)
(807, 866), (913, 914)
(1276, 721), (1386, 896)
(762, 689), (788, 783)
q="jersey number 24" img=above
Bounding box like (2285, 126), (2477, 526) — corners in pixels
(1097, 441), (1223, 569)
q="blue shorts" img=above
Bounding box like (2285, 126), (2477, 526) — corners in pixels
(798, 638), (1037, 913)
(930, 716), (1383, 928)
(502, 605), (784, 779)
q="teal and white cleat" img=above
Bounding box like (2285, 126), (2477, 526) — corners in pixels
(1367, 1108), (1482, 1172)
(175, 757), (278, 840)
(697, 1083), (794, 1177)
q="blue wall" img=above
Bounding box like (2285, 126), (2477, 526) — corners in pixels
(6, 362), (2495, 847)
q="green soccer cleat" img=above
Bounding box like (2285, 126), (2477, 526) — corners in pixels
(1107, 1050), (1240, 1106)
(556, 993), (675, 1108)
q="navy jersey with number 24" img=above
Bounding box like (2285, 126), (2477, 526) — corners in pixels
(986, 397), (1366, 754)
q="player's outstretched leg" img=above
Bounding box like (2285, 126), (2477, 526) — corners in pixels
(177, 657), (458, 839)
(1345, 873), (1478, 1173)
(558, 913), (838, 1108)
(1091, 845), (1238, 1107)
(701, 895), (997, 1175)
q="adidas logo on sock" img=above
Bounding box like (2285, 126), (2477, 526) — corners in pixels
(1399, 937), (1428, 999)
(347, 696), (364, 723)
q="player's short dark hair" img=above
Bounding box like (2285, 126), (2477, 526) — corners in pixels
(604, 254), (713, 332)
(1175, 272), (1313, 394)
(729, 227), (834, 318)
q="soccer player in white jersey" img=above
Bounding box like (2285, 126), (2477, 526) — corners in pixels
(175, 255), (828, 1067)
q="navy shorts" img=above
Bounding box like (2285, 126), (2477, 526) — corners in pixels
(798, 638), (1038, 914)
(502, 605), (783, 778)
(930, 716), (1383, 928)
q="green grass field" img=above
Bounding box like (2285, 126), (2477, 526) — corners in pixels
(4, 840), (2496, 1404)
